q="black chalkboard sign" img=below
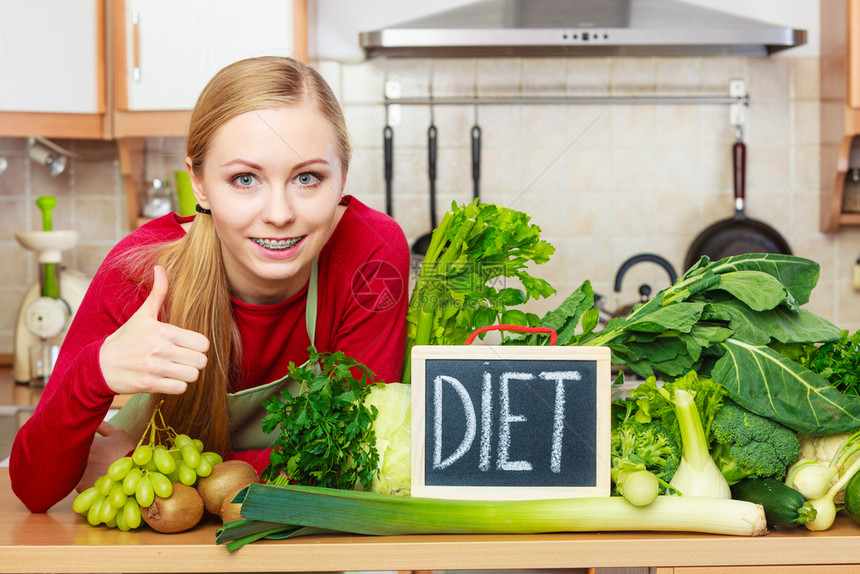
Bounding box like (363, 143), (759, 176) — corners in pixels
(411, 345), (611, 500)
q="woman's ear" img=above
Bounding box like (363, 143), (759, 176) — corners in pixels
(186, 158), (209, 209)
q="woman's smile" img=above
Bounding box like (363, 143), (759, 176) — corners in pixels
(250, 235), (306, 259)
(251, 236), (304, 251)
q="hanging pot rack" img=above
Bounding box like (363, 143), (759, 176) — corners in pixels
(383, 79), (748, 130)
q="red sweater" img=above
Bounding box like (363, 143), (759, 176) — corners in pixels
(11, 196), (410, 512)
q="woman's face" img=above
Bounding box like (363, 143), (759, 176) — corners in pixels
(188, 101), (346, 305)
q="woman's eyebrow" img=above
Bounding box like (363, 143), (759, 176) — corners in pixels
(222, 158), (264, 170)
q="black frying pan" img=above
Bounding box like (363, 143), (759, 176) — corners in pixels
(684, 139), (791, 271)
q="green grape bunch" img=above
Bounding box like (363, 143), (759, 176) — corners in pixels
(72, 401), (223, 531)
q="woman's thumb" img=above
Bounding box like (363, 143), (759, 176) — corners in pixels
(140, 265), (169, 319)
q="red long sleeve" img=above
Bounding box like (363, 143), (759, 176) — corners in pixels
(11, 196), (409, 511)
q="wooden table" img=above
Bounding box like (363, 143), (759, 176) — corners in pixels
(3, 469), (860, 574)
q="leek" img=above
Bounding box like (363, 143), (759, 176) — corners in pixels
(216, 483), (767, 550)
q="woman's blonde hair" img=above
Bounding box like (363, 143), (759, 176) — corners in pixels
(132, 57), (351, 453)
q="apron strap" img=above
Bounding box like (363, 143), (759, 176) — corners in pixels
(305, 258), (319, 350)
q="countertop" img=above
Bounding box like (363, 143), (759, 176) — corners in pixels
(4, 366), (860, 573)
(0, 367), (129, 410)
(3, 467), (860, 574)
(0, 367), (42, 410)
(0, 367), (127, 466)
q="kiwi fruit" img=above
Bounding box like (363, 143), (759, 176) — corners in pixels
(219, 482), (248, 523)
(142, 483), (204, 533)
(196, 460), (259, 515)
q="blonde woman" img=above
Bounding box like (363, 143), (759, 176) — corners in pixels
(12, 57), (410, 512)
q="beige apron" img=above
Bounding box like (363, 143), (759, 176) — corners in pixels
(109, 259), (319, 451)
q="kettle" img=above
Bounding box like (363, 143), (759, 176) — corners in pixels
(595, 253), (678, 323)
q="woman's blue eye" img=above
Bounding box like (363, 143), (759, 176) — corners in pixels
(235, 174), (256, 186)
(296, 173), (320, 186)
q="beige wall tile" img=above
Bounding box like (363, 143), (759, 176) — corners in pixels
(610, 105), (656, 146)
(566, 58), (611, 95)
(476, 59), (520, 97)
(791, 57), (820, 101)
(75, 244), (113, 277)
(0, 199), (28, 241)
(745, 145), (791, 195)
(699, 58), (747, 94)
(656, 58), (702, 93)
(344, 147), (384, 198)
(343, 103), (386, 149)
(0, 249), (30, 289)
(522, 59), (566, 95)
(74, 158), (119, 197)
(610, 58), (657, 95)
(340, 59), (386, 104)
(793, 101), (820, 145)
(522, 105), (570, 148)
(568, 147), (613, 193)
(474, 105), (521, 148)
(0, 288), (27, 332)
(75, 197), (120, 242)
(432, 58), (477, 98)
(746, 100), (791, 147)
(656, 105), (700, 145)
(748, 58), (791, 100)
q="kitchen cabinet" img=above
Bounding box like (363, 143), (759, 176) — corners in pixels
(117, 0), (294, 112)
(821, 0), (860, 230)
(0, 0), (101, 114)
(0, 0), (307, 229)
(0, 0), (107, 138)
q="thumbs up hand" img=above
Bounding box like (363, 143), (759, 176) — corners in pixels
(100, 266), (210, 395)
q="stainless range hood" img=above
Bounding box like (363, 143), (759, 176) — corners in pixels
(359, 0), (807, 58)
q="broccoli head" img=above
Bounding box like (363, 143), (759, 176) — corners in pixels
(711, 399), (801, 485)
(611, 418), (680, 492)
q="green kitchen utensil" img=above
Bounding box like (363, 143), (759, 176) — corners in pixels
(35, 196), (60, 299)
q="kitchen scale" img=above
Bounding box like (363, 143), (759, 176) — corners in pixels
(13, 196), (90, 386)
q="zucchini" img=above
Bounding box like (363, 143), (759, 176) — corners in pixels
(731, 477), (816, 527)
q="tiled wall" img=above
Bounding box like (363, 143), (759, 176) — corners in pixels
(0, 138), (125, 355)
(1, 54), (859, 356)
(326, 54), (860, 332)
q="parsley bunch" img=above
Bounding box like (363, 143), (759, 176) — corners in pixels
(260, 349), (380, 491)
(807, 329), (860, 396)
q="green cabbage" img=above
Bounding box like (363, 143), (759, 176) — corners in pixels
(364, 383), (411, 495)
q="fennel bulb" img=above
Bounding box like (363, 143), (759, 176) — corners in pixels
(666, 389), (731, 499)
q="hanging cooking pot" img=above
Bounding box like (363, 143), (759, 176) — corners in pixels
(594, 253), (678, 324)
(684, 137), (791, 271)
(612, 253), (678, 317)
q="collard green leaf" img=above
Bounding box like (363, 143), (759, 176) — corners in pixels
(624, 301), (706, 333)
(713, 338), (860, 435)
(712, 270), (786, 311)
(702, 299), (771, 346)
(707, 253), (819, 307)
